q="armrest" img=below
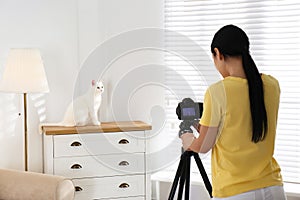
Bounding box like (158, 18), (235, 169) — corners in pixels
(0, 168), (74, 200)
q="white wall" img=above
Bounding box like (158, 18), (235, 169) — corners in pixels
(0, 0), (166, 172)
(77, 0), (166, 122)
(76, 0), (176, 173)
(0, 0), (79, 171)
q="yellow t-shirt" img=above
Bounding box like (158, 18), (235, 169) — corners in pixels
(200, 74), (283, 198)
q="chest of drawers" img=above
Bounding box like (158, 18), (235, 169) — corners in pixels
(42, 121), (151, 200)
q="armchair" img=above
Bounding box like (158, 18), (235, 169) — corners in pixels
(0, 168), (74, 200)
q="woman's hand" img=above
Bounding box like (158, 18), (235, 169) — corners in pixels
(180, 132), (195, 151)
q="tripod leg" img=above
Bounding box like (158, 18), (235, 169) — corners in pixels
(168, 157), (184, 200)
(177, 153), (187, 200)
(193, 152), (213, 198)
(184, 152), (191, 200)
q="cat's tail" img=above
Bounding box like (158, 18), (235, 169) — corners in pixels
(60, 104), (76, 127)
(60, 119), (76, 127)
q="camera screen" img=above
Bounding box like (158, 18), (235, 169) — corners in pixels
(182, 107), (196, 117)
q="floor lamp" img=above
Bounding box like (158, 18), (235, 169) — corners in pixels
(0, 48), (49, 171)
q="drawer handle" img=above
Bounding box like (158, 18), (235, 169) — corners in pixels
(70, 141), (82, 147)
(119, 161), (129, 166)
(71, 164), (82, 169)
(75, 186), (83, 192)
(119, 183), (130, 188)
(118, 139), (129, 144)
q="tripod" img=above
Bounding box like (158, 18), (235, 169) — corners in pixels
(168, 150), (213, 200)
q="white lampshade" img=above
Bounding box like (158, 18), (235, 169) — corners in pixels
(0, 48), (49, 93)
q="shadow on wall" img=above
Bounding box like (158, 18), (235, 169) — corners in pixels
(28, 93), (48, 172)
(30, 93), (47, 123)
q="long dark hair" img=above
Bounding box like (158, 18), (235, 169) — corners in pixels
(211, 25), (268, 143)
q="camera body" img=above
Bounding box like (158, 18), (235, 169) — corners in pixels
(176, 98), (203, 137)
(176, 98), (203, 121)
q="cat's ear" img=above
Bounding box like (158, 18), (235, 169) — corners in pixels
(92, 80), (96, 86)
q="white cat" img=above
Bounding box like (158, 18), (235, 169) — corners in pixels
(62, 80), (104, 126)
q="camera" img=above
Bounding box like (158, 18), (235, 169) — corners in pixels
(176, 98), (203, 120)
(176, 98), (203, 137)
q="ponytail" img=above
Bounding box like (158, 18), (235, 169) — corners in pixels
(211, 25), (268, 143)
(242, 51), (268, 142)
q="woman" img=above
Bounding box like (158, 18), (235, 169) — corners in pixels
(181, 25), (286, 199)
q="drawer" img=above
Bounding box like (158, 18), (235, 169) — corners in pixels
(54, 153), (145, 178)
(73, 175), (145, 199)
(53, 131), (145, 157)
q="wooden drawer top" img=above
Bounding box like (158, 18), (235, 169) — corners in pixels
(42, 121), (151, 135)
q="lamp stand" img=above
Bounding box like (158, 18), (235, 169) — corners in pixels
(23, 93), (28, 171)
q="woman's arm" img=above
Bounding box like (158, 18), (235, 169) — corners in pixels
(188, 125), (218, 153)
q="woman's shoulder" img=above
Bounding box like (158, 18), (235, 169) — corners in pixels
(207, 80), (224, 90)
(261, 73), (280, 86)
(206, 80), (226, 97)
(261, 73), (280, 92)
